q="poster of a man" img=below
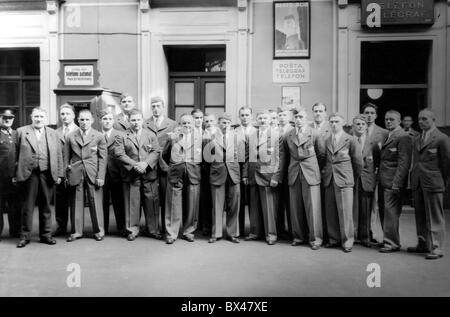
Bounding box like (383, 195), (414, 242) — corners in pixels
(274, 1), (310, 58)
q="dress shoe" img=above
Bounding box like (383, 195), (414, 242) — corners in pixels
(94, 234), (104, 241)
(208, 238), (217, 243)
(324, 242), (339, 248)
(267, 240), (276, 245)
(126, 234), (136, 241)
(151, 233), (163, 240)
(229, 237), (240, 244)
(67, 235), (82, 242)
(291, 240), (304, 246)
(425, 253), (443, 260)
(183, 236), (195, 242)
(166, 238), (175, 244)
(244, 235), (258, 241)
(53, 228), (67, 237)
(343, 247), (352, 253)
(379, 246), (400, 253)
(407, 246), (428, 253)
(40, 237), (56, 245)
(361, 241), (372, 248)
(311, 244), (321, 251)
(17, 239), (30, 248)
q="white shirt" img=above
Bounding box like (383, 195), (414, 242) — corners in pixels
(367, 124), (375, 138)
(313, 121), (325, 130)
(422, 126), (436, 143)
(153, 116), (164, 128)
(102, 129), (112, 139)
(355, 132), (366, 148)
(34, 127), (44, 141)
(331, 130), (344, 146)
(387, 125), (402, 140)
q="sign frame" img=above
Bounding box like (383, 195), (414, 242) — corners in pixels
(58, 59), (100, 88)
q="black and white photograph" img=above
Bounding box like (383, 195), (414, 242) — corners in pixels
(0, 0), (450, 303)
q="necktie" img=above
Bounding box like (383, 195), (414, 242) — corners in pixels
(357, 135), (362, 145)
(421, 131), (426, 147)
(223, 133), (227, 162)
(104, 132), (108, 143)
(297, 129), (302, 144)
(36, 128), (42, 141)
(63, 127), (69, 139)
(332, 135), (337, 149)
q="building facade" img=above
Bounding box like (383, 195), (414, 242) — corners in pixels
(0, 0), (449, 131)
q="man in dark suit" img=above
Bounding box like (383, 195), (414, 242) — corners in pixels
(0, 109), (21, 240)
(15, 107), (63, 248)
(99, 109), (125, 235)
(204, 113), (243, 243)
(113, 93), (136, 131)
(378, 110), (412, 253)
(322, 113), (362, 253)
(409, 109), (450, 260)
(362, 103), (388, 245)
(351, 114), (381, 247)
(144, 96), (178, 237)
(283, 107), (325, 250)
(114, 109), (160, 241)
(65, 110), (107, 242)
(402, 115), (420, 139)
(245, 111), (285, 245)
(163, 114), (202, 244)
(54, 104), (79, 236)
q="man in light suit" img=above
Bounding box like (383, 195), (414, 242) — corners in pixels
(114, 109), (160, 241)
(144, 96), (178, 237)
(65, 110), (107, 242)
(0, 109), (21, 240)
(16, 107), (63, 248)
(235, 106), (257, 237)
(378, 110), (412, 253)
(352, 114), (381, 247)
(114, 93), (136, 131)
(309, 103), (331, 244)
(409, 109), (450, 260)
(245, 111), (285, 245)
(276, 107), (294, 239)
(361, 103), (389, 244)
(54, 104), (79, 236)
(322, 113), (362, 253)
(204, 113), (244, 243)
(283, 107), (325, 249)
(99, 110), (125, 235)
(163, 114), (202, 244)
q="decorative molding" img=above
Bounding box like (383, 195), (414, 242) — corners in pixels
(338, 0), (348, 9)
(46, 0), (57, 14)
(237, 0), (248, 11)
(140, 0), (150, 12)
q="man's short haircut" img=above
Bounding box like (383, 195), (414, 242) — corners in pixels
(292, 106), (307, 116)
(385, 110), (401, 121)
(403, 115), (413, 120)
(98, 108), (114, 119)
(179, 113), (193, 122)
(362, 102), (378, 113)
(312, 103), (327, 112)
(277, 106), (291, 113)
(128, 109), (143, 117)
(59, 103), (75, 113)
(191, 108), (204, 116)
(329, 112), (345, 121)
(256, 110), (271, 118)
(419, 108), (436, 120)
(204, 113), (216, 120)
(150, 96), (165, 106)
(31, 107), (47, 116)
(353, 114), (368, 124)
(238, 106), (252, 115)
(78, 109), (93, 117)
(268, 109), (277, 113)
(120, 93), (132, 102)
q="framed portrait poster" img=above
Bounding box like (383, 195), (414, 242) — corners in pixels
(273, 1), (311, 59)
(281, 86), (301, 109)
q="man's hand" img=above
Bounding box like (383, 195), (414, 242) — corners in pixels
(11, 177), (18, 186)
(242, 177), (248, 186)
(96, 179), (105, 187)
(134, 162), (148, 174)
(270, 179), (278, 188)
(55, 177), (62, 185)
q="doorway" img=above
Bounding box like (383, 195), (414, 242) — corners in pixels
(360, 40), (431, 130)
(0, 48), (40, 129)
(165, 45), (226, 121)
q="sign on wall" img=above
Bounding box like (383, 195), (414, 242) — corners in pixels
(64, 65), (94, 86)
(361, 0), (434, 28)
(273, 60), (310, 83)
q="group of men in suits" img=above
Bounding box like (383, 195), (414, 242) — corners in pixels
(0, 98), (449, 260)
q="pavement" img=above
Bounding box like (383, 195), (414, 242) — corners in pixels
(0, 207), (449, 297)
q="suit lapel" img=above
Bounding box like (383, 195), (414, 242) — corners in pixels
(107, 130), (117, 148)
(289, 130), (300, 147)
(126, 131), (139, 149)
(421, 129), (437, 150)
(74, 130), (84, 147)
(334, 134), (349, 153)
(25, 126), (38, 153)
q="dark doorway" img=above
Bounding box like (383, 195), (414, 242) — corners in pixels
(165, 45), (226, 121)
(0, 48), (40, 129)
(360, 40), (431, 130)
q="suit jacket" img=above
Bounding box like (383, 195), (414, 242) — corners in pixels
(309, 121), (331, 139)
(16, 125), (63, 183)
(0, 129), (17, 179)
(104, 129), (123, 182)
(355, 134), (381, 192)
(113, 113), (130, 131)
(411, 127), (450, 192)
(322, 132), (363, 188)
(368, 124), (388, 150)
(205, 130), (247, 186)
(65, 128), (107, 186)
(247, 127), (285, 187)
(113, 128), (160, 182)
(404, 128), (420, 139)
(283, 127), (325, 186)
(56, 125), (79, 166)
(163, 131), (202, 185)
(144, 116), (178, 173)
(379, 128), (412, 189)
